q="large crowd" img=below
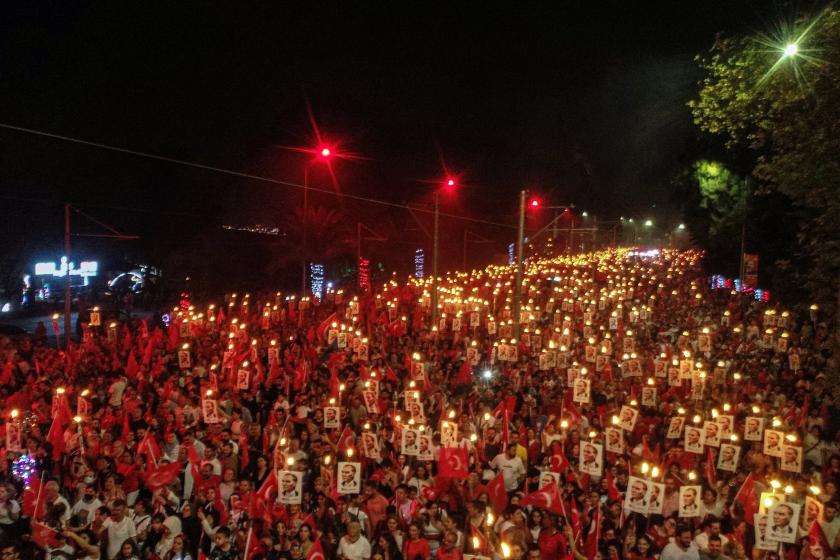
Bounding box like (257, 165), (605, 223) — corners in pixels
(0, 248), (838, 560)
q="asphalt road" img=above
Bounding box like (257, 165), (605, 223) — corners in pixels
(0, 310), (153, 342)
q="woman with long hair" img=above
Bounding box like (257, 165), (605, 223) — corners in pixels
(297, 523), (315, 557)
(371, 531), (404, 560)
(402, 522), (431, 560)
(164, 534), (193, 560)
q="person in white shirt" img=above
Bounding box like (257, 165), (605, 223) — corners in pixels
(491, 445), (526, 492)
(694, 518), (729, 553)
(661, 526), (700, 560)
(70, 486), (102, 529)
(99, 500), (137, 560)
(337, 520), (371, 560)
(0, 484), (21, 531)
(43, 481), (72, 525)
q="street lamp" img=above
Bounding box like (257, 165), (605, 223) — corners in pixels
(513, 190), (528, 338)
(301, 145), (333, 295)
(644, 219), (653, 227)
(783, 43), (798, 58)
(431, 177), (457, 328)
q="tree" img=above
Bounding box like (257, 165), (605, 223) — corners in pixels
(689, 8), (840, 326)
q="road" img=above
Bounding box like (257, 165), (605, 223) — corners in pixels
(1, 310), (153, 343)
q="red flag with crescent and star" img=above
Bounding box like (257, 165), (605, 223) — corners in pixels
(518, 480), (565, 515)
(484, 472), (508, 513)
(438, 447), (469, 478)
(306, 537), (326, 560)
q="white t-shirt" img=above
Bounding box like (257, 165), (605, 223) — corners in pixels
(337, 534), (371, 560)
(71, 497), (102, 527)
(103, 515), (137, 560)
(660, 542), (700, 560)
(491, 453), (526, 491)
(108, 379), (127, 407)
(346, 507), (370, 534)
(49, 496), (72, 524)
(0, 500), (20, 525)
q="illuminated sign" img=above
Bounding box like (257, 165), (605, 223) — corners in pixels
(34, 257), (98, 278)
(310, 263), (325, 300)
(414, 249), (424, 278)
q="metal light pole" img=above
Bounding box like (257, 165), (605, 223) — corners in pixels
(738, 176), (749, 288)
(64, 203), (72, 348)
(299, 147), (332, 296)
(302, 166), (309, 295)
(513, 190), (527, 338)
(431, 190), (440, 328)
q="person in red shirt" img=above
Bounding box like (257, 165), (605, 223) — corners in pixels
(403, 522), (431, 560)
(362, 483), (390, 533)
(537, 513), (568, 560)
(435, 530), (463, 560)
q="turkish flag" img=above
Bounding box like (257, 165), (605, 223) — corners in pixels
(569, 497), (582, 542)
(306, 537), (326, 560)
(422, 478), (451, 502)
(704, 448), (717, 486)
(138, 433), (161, 467)
(337, 425), (355, 451)
(584, 504), (601, 559)
(438, 448), (469, 479)
(550, 449), (571, 473)
(519, 481), (565, 515)
(733, 472), (758, 525)
(144, 461), (183, 491)
(485, 472), (508, 513)
(806, 520), (834, 559)
(46, 415), (65, 461)
(256, 470), (278, 503)
(22, 476), (45, 519)
(31, 521), (61, 549)
(317, 313), (337, 340)
(605, 470), (621, 502)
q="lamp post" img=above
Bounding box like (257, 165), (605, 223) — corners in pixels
(301, 146), (332, 295)
(431, 178), (456, 328)
(513, 190), (527, 338)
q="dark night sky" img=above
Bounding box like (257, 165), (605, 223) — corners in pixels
(0, 2), (769, 272)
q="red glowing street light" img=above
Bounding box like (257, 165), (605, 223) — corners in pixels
(530, 198), (540, 208)
(446, 178), (456, 187)
(320, 147), (332, 158)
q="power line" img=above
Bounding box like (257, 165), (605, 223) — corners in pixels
(0, 123), (516, 230)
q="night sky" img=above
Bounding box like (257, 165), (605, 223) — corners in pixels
(0, 2), (767, 278)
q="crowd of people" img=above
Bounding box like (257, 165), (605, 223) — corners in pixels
(0, 248), (838, 560)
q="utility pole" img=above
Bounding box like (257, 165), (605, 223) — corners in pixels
(62, 204), (139, 348)
(64, 203), (72, 348)
(738, 176), (749, 288)
(513, 190), (527, 338)
(431, 191), (440, 328)
(302, 167), (309, 296)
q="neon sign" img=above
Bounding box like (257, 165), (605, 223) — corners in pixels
(34, 257), (98, 278)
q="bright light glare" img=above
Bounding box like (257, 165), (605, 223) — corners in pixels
(678, 223), (686, 230)
(644, 219), (653, 227)
(582, 211), (588, 217)
(783, 43), (798, 58)
(482, 369), (492, 380)
(320, 147), (331, 157)
(530, 199), (540, 207)
(446, 178), (455, 187)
